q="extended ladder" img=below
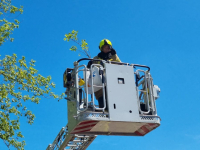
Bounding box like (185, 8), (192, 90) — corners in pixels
(46, 124), (96, 150)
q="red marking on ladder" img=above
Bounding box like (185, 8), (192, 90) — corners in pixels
(79, 121), (98, 125)
(141, 126), (150, 133)
(148, 123), (159, 128)
(71, 129), (91, 134)
(71, 121), (99, 134)
(73, 123), (97, 131)
(134, 131), (143, 136)
(134, 123), (159, 136)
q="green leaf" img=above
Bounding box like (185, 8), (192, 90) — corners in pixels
(64, 30), (91, 58)
(0, 54), (63, 149)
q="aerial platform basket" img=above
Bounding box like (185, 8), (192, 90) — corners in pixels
(47, 58), (161, 150)
(65, 58), (161, 136)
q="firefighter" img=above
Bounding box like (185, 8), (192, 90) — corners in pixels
(88, 39), (121, 110)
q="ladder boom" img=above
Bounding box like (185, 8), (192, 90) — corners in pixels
(46, 124), (97, 150)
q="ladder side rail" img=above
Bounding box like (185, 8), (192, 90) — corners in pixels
(51, 130), (65, 150)
(90, 64), (106, 111)
(65, 135), (97, 150)
(54, 127), (68, 150)
(46, 125), (68, 150)
(58, 134), (75, 150)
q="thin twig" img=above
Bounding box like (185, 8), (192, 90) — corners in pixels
(71, 39), (91, 58)
(3, 140), (10, 150)
(71, 39), (81, 46)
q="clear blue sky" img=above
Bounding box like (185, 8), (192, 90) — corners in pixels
(1, 0), (200, 149)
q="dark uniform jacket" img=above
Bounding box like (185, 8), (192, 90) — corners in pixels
(89, 49), (121, 100)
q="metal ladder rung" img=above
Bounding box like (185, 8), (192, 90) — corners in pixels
(47, 125), (97, 149)
(67, 144), (78, 147)
(76, 135), (90, 138)
(72, 140), (87, 142)
(76, 137), (88, 140)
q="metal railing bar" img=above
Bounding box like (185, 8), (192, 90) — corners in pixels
(90, 64), (106, 111)
(75, 65), (88, 112)
(77, 58), (150, 71)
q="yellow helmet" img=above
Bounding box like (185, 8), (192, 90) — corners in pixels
(99, 39), (112, 50)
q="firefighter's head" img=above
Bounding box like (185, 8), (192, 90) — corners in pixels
(99, 39), (112, 53)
